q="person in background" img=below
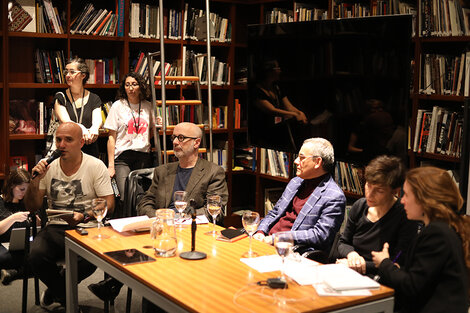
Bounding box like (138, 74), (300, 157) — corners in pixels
(372, 166), (470, 313)
(254, 138), (345, 255)
(336, 155), (418, 277)
(25, 122), (114, 309)
(89, 122), (228, 313)
(104, 72), (160, 217)
(53, 57), (103, 158)
(0, 169), (32, 285)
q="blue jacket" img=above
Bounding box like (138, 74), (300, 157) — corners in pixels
(257, 174), (346, 250)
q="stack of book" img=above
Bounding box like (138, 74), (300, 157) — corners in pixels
(70, 3), (122, 36)
(233, 146), (256, 171)
(412, 106), (464, 157)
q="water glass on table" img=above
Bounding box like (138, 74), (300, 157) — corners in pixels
(91, 198), (108, 240)
(241, 211), (260, 258)
(173, 190), (187, 225)
(205, 195), (221, 236)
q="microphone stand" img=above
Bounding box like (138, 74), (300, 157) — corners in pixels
(180, 200), (207, 260)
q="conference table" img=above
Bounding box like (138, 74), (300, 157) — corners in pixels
(65, 224), (394, 313)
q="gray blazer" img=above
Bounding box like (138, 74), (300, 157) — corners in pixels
(137, 158), (228, 218)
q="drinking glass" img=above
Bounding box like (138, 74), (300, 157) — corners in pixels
(205, 195), (221, 236)
(91, 198), (108, 239)
(173, 191), (187, 224)
(273, 231), (294, 281)
(241, 211), (260, 258)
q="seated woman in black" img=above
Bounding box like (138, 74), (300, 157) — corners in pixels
(336, 155), (418, 277)
(0, 169), (31, 285)
(372, 167), (469, 313)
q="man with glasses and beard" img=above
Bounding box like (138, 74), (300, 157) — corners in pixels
(88, 122), (228, 309)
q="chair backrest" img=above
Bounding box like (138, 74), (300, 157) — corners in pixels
(327, 231), (342, 263)
(123, 168), (155, 217)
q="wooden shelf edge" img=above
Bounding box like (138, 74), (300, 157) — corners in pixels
(259, 173), (289, 182)
(9, 134), (46, 140)
(413, 151), (460, 163)
(8, 31), (67, 39)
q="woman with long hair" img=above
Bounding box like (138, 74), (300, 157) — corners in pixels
(53, 57), (103, 157)
(372, 166), (469, 313)
(0, 169), (32, 285)
(103, 72), (157, 214)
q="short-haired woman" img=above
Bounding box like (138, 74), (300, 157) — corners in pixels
(53, 57), (103, 157)
(336, 155), (418, 276)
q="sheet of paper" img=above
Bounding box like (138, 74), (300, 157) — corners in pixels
(314, 283), (372, 296)
(178, 215), (209, 225)
(108, 216), (150, 232)
(318, 264), (380, 291)
(240, 255), (283, 273)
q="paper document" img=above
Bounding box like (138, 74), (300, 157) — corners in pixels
(314, 283), (372, 296)
(319, 264), (380, 291)
(240, 254), (319, 275)
(178, 215), (209, 225)
(108, 216), (153, 232)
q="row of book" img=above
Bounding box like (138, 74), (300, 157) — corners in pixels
(333, 3), (370, 18)
(260, 148), (289, 179)
(183, 4), (231, 42)
(183, 48), (231, 86)
(156, 105), (201, 126)
(233, 146), (256, 171)
(8, 0), (64, 33)
(129, 3), (181, 40)
(84, 58), (120, 84)
(209, 141), (228, 171)
(212, 106), (228, 129)
(335, 161), (364, 196)
(294, 2), (327, 21)
(71, 2), (124, 37)
(34, 49), (66, 84)
(420, 0), (470, 37)
(131, 52), (175, 83)
(100, 101), (113, 126)
(412, 106), (464, 157)
(234, 99), (243, 129)
(420, 51), (470, 96)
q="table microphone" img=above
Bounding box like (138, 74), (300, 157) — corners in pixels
(180, 199), (207, 260)
(32, 150), (62, 179)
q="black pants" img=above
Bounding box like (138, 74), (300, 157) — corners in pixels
(29, 225), (96, 301)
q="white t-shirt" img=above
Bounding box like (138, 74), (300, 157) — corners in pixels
(39, 153), (113, 225)
(104, 99), (153, 159)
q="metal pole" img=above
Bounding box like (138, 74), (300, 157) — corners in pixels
(159, 0), (167, 164)
(147, 52), (162, 165)
(205, 0), (213, 162)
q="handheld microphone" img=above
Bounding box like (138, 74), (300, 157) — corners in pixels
(32, 150), (62, 179)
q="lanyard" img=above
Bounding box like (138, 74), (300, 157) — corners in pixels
(69, 88), (85, 124)
(128, 100), (141, 134)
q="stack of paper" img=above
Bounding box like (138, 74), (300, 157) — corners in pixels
(319, 264), (380, 291)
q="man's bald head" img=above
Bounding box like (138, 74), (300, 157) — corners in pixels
(173, 122), (202, 139)
(57, 122), (83, 139)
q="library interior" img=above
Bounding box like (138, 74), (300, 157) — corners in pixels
(0, 1), (469, 313)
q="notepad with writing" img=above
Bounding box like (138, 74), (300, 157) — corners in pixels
(217, 227), (247, 242)
(320, 264), (380, 291)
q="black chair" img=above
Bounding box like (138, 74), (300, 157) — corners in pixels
(103, 167), (154, 313)
(21, 213), (40, 313)
(293, 231), (342, 264)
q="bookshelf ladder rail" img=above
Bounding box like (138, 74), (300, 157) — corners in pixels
(147, 51), (163, 166)
(149, 0), (214, 164)
(204, 0), (214, 161)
